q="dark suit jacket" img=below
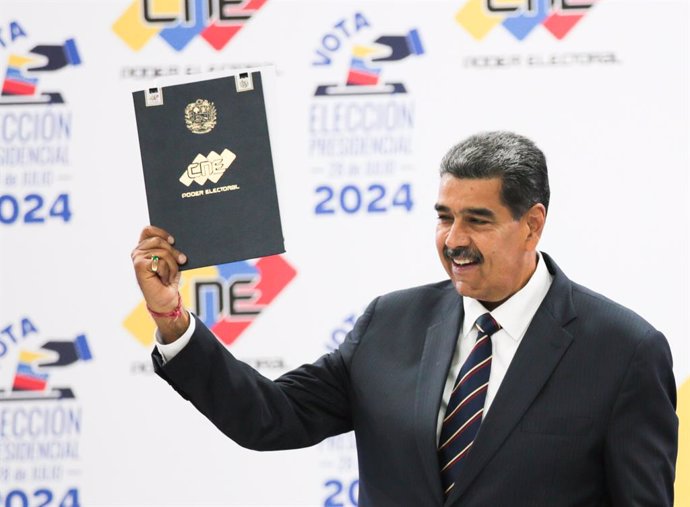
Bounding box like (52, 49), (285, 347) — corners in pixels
(153, 253), (678, 506)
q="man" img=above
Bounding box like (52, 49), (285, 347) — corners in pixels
(131, 131), (677, 506)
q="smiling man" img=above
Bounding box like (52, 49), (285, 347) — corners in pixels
(435, 175), (544, 310)
(132, 131), (678, 506)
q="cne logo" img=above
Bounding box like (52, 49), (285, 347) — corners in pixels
(312, 12), (425, 97)
(456, 0), (597, 41)
(0, 318), (92, 402)
(124, 256), (296, 347)
(113, 0), (268, 52)
(180, 148), (236, 186)
(0, 21), (82, 106)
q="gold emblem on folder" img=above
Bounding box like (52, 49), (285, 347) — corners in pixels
(180, 149), (236, 187)
(184, 99), (217, 134)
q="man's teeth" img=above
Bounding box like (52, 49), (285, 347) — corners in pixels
(453, 258), (474, 265)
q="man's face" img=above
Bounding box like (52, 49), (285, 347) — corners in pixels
(435, 175), (544, 309)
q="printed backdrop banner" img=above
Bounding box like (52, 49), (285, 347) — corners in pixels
(0, 0), (688, 505)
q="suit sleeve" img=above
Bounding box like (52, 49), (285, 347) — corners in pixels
(604, 329), (678, 506)
(151, 299), (377, 451)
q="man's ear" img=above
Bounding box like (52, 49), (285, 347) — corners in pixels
(524, 203), (546, 246)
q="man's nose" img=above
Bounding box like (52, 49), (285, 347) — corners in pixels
(445, 222), (471, 248)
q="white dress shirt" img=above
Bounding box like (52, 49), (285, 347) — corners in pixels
(436, 252), (553, 440)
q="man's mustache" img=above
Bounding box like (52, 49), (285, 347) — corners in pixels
(444, 246), (483, 263)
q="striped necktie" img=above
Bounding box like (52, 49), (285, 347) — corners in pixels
(438, 312), (501, 497)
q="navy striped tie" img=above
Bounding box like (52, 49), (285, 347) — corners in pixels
(438, 312), (501, 497)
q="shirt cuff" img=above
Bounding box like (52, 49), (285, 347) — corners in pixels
(154, 313), (196, 364)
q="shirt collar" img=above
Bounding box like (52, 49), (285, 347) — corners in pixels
(462, 251), (554, 341)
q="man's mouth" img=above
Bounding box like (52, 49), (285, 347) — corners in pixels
(452, 257), (479, 267)
(444, 247), (482, 268)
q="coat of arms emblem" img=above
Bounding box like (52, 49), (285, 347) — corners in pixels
(185, 99), (217, 134)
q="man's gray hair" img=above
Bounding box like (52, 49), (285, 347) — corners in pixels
(440, 131), (550, 219)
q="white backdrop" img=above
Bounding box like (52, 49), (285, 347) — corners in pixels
(0, 0), (688, 505)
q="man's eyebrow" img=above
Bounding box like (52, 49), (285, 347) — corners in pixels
(463, 207), (495, 219)
(433, 204), (495, 219)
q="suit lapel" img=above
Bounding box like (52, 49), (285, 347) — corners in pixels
(447, 254), (578, 505)
(414, 287), (463, 503)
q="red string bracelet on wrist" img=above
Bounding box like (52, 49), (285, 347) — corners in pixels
(146, 292), (183, 320)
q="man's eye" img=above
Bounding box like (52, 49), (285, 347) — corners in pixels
(468, 217), (489, 225)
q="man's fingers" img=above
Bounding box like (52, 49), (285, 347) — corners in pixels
(134, 235), (187, 266)
(138, 224), (175, 244)
(134, 249), (181, 286)
(132, 226), (188, 288)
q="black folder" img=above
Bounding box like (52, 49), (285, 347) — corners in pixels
(133, 71), (285, 270)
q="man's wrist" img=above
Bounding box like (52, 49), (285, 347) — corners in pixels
(155, 311), (196, 363)
(155, 308), (191, 344)
(147, 292), (184, 320)
(146, 292), (189, 343)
